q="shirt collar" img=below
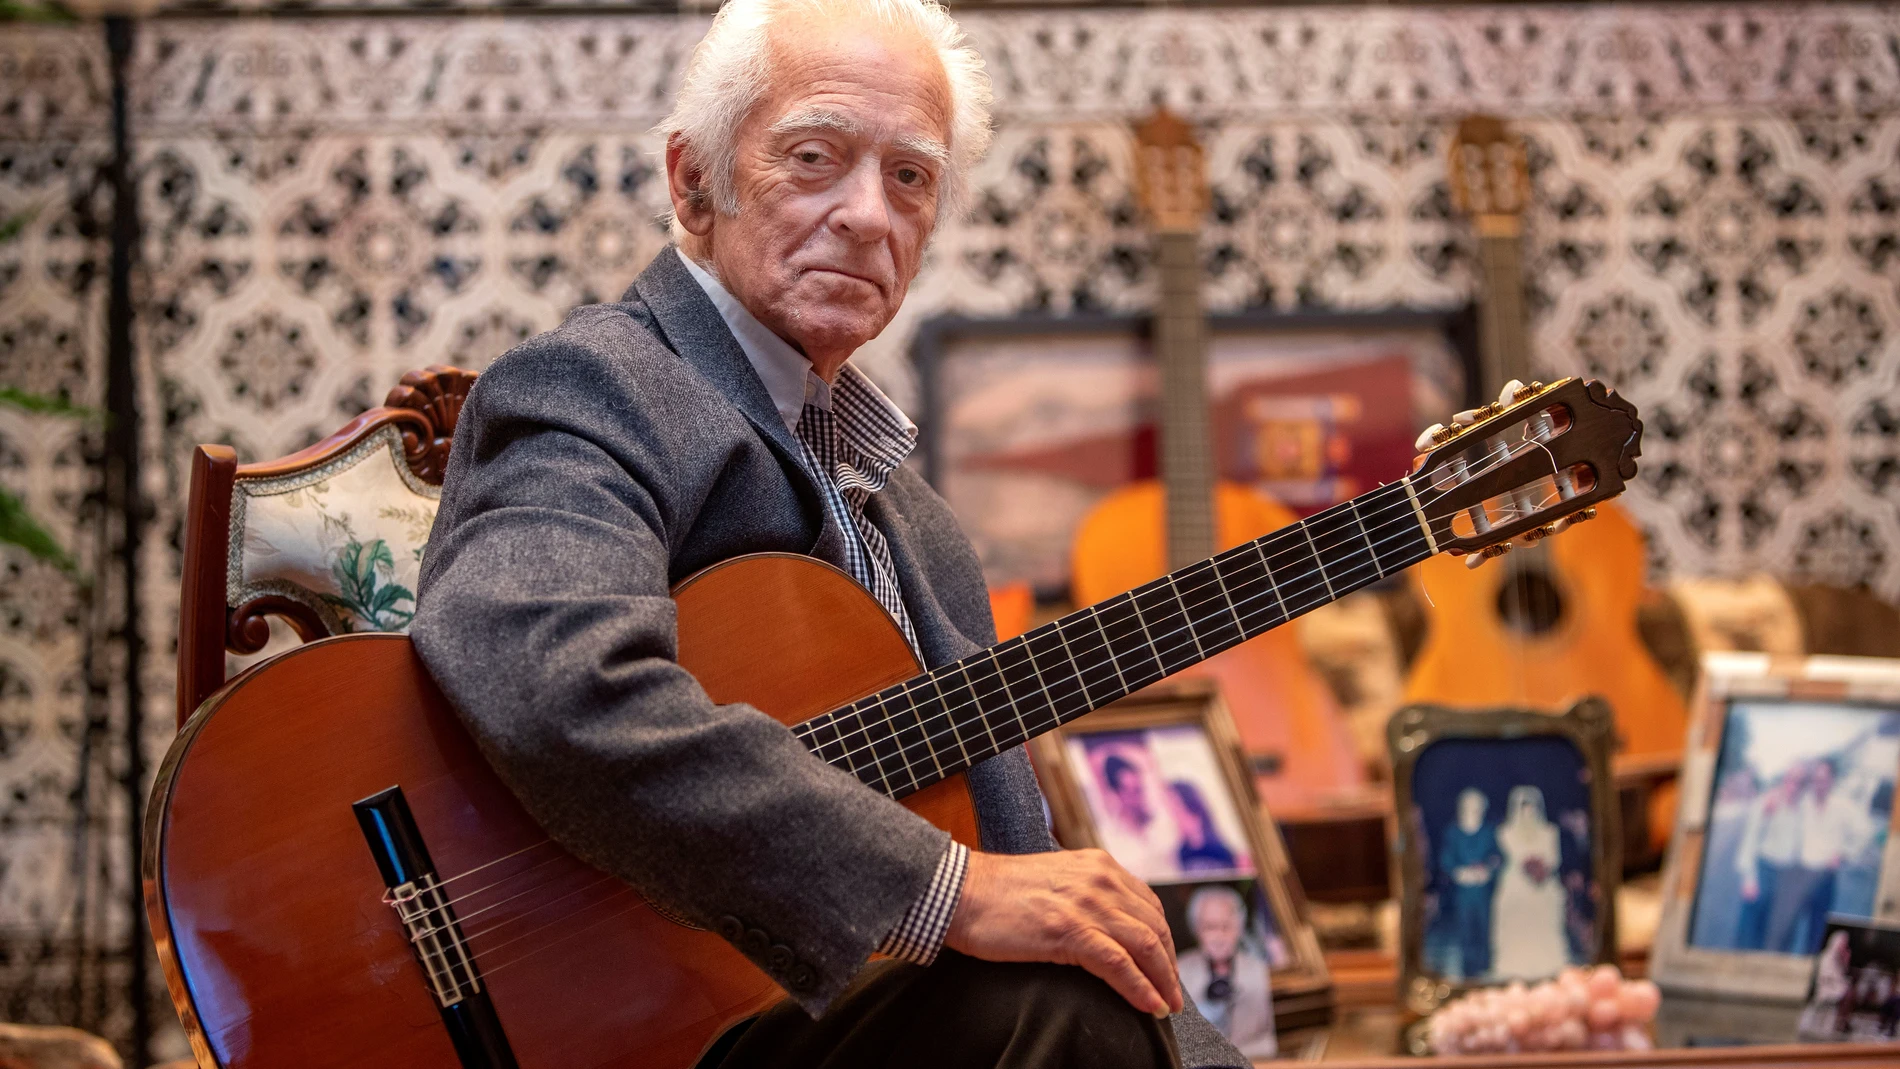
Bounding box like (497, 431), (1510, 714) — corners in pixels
(678, 251), (917, 466)
(680, 252), (810, 433)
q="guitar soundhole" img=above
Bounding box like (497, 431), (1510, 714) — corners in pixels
(1497, 567), (1565, 636)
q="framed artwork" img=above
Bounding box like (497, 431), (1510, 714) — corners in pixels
(1799, 917), (1900, 1041)
(1651, 653), (1900, 1002)
(1028, 680), (1331, 1040)
(912, 308), (1478, 593)
(1388, 699), (1621, 1016)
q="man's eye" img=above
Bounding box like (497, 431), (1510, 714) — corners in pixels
(797, 151), (826, 164)
(895, 167), (924, 186)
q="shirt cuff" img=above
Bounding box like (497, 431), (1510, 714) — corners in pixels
(877, 840), (970, 966)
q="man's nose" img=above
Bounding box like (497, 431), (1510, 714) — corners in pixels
(828, 156), (892, 244)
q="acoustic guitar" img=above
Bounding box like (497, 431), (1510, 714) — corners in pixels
(1403, 117), (1689, 840)
(1070, 107), (1361, 812)
(148, 379), (1643, 1069)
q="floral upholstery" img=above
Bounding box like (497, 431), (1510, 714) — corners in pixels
(227, 425), (439, 640)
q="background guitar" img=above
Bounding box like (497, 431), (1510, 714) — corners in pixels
(1069, 107), (1364, 813)
(1402, 115), (1689, 847)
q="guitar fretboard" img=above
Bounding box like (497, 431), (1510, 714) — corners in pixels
(791, 478), (1437, 799)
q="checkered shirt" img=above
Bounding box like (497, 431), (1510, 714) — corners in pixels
(793, 368), (966, 965)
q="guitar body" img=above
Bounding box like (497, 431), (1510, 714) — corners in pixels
(1403, 500), (1687, 757)
(146, 553), (976, 1069)
(1072, 480), (1362, 810)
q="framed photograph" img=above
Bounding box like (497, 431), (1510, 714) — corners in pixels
(1799, 917), (1900, 1041)
(913, 308), (1478, 592)
(1388, 699), (1621, 1015)
(1651, 653), (1900, 1002)
(1029, 679), (1331, 1039)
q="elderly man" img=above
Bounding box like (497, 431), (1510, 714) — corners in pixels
(410, 0), (1245, 1065)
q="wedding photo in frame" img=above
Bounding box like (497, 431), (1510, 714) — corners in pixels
(1027, 680), (1331, 1040)
(1388, 699), (1621, 1016)
(1651, 653), (1900, 1002)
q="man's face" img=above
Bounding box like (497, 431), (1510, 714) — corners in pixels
(1458, 790), (1486, 832)
(1193, 895), (1242, 963)
(678, 17), (952, 366)
(1109, 766), (1148, 823)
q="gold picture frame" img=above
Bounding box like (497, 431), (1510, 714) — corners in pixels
(1388, 698), (1622, 1016)
(1027, 679), (1333, 1030)
(1650, 653), (1900, 1002)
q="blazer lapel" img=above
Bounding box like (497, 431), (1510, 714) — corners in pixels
(629, 247), (852, 572)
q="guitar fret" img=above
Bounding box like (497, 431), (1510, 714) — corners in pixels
(926, 672), (972, 770)
(986, 647), (1033, 749)
(1164, 574), (1207, 660)
(1051, 616), (1092, 708)
(1087, 604), (1130, 695)
(989, 639), (1041, 745)
(1251, 536), (1289, 625)
(1302, 521), (1335, 600)
(1024, 626), (1082, 732)
(1350, 497), (1385, 577)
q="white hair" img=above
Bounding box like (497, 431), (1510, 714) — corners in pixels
(657, 0), (992, 231)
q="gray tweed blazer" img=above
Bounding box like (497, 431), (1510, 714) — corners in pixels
(412, 247), (1245, 1067)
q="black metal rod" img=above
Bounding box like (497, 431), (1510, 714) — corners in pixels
(103, 15), (149, 1062)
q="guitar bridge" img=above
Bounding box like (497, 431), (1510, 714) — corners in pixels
(355, 786), (520, 1069)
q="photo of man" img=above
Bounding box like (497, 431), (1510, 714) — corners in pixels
(1690, 701), (1900, 954)
(1166, 883), (1279, 1058)
(1438, 788), (1501, 978)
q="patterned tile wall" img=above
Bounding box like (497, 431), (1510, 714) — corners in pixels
(3, 2), (1900, 1055)
(0, 23), (142, 1044)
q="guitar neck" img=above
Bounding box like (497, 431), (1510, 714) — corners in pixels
(1155, 229), (1216, 568)
(793, 477), (1439, 800)
(1474, 221), (1530, 392)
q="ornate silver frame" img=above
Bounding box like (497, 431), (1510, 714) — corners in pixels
(1649, 653), (1900, 1002)
(1387, 697), (1622, 1015)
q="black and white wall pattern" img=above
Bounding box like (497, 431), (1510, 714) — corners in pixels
(2, 3), (1899, 1057)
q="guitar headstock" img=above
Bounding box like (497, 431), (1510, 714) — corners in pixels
(1410, 378), (1643, 562)
(1133, 106), (1207, 236)
(1448, 114), (1529, 236)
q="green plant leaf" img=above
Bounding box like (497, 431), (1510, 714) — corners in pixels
(0, 487), (76, 573)
(0, 0), (79, 23)
(0, 386), (104, 422)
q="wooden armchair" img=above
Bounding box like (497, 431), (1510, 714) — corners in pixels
(175, 365), (478, 728)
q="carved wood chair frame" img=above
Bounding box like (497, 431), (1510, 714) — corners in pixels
(175, 364), (477, 728)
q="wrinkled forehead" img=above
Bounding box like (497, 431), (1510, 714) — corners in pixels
(756, 16), (953, 146)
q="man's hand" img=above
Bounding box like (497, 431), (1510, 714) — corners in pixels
(944, 849), (1183, 1017)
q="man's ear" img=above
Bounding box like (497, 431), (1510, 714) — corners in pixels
(666, 135), (716, 238)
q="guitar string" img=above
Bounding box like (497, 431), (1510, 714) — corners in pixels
(415, 423), (1568, 902)
(407, 421), (1573, 940)
(800, 429), (1576, 780)
(400, 432), (1581, 971)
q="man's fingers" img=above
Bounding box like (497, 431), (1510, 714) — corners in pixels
(1100, 907), (1184, 1014)
(1075, 929), (1170, 1016)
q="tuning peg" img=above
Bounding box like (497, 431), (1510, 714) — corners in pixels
(1497, 379), (1526, 407)
(1568, 506), (1598, 525)
(1465, 542), (1512, 569)
(1521, 518), (1567, 543)
(1511, 380), (1546, 403)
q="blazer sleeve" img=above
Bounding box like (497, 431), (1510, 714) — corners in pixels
(409, 330), (948, 1016)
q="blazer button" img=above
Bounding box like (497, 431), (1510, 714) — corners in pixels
(789, 964), (816, 993)
(743, 927), (771, 959)
(767, 944), (795, 975)
(717, 916), (744, 943)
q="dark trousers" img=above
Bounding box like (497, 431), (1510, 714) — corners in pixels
(1455, 889), (1491, 978)
(713, 950), (1182, 1069)
(1736, 860), (1778, 949)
